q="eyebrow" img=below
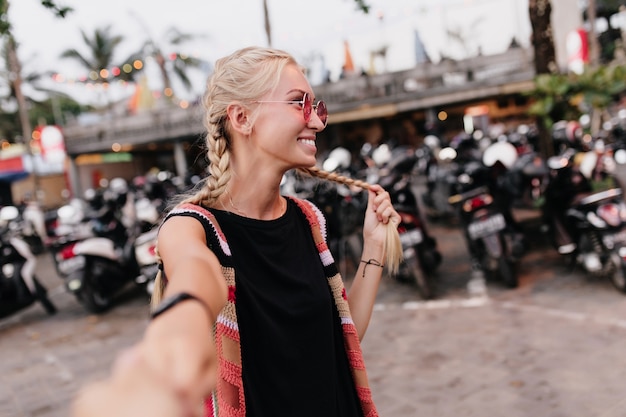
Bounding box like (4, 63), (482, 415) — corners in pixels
(286, 88), (315, 101)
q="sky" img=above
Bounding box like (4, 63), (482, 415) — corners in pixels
(8, 0), (532, 105)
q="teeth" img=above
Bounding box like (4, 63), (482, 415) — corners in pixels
(299, 139), (316, 147)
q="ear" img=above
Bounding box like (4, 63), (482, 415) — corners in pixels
(226, 103), (251, 135)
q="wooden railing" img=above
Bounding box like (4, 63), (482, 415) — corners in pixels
(62, 47), (535, 155)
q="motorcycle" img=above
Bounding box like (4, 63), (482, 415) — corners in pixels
(130, 196), (161, 296)
(419, 136), (458, 220)
(0, 205), (56, 319)
(291, 147), (367, 278)
(543, 146), (626, 293)
(50, 178), (158, 313)
(447, 140), (525, 288)
(369, 144), (442, 299)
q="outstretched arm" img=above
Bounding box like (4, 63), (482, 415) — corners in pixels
(72, 215), (228, 417)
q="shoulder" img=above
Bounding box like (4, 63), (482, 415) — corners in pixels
(287, 196), (324, 220)
(160, 203), (231, 257)
(163, 203), (216, 224)
(286, 196), (328, 242)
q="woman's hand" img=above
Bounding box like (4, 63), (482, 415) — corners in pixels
(138, 301), (218, 416)
(362, 184), (400, 247)
(72, 347), (186, 417)
(72, 305), (217, 417)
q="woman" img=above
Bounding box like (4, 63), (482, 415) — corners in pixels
(72, 46), (401, 417)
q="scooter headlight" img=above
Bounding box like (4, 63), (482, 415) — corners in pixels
(2, 263), (14, 277)
(67, 278), (82, 291)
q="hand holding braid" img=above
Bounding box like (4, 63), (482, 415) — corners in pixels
(300, 166), (403, 274)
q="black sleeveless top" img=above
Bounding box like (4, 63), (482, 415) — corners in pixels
(210, 199), (364, 417)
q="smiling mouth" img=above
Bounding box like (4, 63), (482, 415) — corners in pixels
(298, 139), (316, 147)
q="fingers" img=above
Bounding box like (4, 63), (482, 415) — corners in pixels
(72, 349), (186, 417)
(367, 185), (399, 225)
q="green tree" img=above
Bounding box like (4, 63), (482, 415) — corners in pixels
(527, 63), (626, 139)
(58, 25), (136, 108)
(0, 0), (71, 148)
(0, 36), (86, 140)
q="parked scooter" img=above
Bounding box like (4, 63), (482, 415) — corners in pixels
(14, 198), (48, 255)
(50, 178), (158, 313)
(543, 146), (626, 293)
(447, 140), (525, 288)
(0, 205), (56, 319)
(315, 147), (367, 278)
(368, 144), (442, 299)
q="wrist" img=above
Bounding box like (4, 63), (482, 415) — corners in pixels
(359, 258), (384, 277)
(151, 292), (215, 323)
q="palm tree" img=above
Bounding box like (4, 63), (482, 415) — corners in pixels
(0, 37), (83, 139)
(58, 25), (133, 108)
(126, 12), (209, 102)
(59, 25), (126, 79)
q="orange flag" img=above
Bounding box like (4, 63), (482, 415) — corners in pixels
(343, 40), (355, 73)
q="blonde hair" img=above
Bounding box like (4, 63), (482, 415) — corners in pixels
(151, 46), (401, 307)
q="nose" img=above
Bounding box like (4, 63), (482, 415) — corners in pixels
(308, 111), (326, 131)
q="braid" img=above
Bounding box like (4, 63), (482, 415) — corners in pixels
(298, 166), (403, 275)
(299, 166), (372, 191)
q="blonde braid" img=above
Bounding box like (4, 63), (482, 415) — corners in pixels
(152, 93), (233, 308)
(299, 166), (403, 275)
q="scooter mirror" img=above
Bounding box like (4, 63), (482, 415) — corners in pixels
(0, 205), (19, 222)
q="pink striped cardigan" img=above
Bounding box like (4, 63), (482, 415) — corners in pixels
(164, 198), (378, 417)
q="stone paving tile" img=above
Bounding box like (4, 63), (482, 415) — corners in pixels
(4, 220), (626, 417)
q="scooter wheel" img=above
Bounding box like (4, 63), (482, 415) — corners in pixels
(610, 254), (626, 293)
(498, 257), (518, 288)
(404, 251), (434, 300)
(33, 278), (57, 315)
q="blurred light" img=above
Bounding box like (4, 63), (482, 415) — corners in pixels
(164, 87), (173, 97)
(88, 71), (98, 81)
(31, 130), (41, 140)
(123, 63), (133, 73)
(111, 67), (121, 77)
(133, 60), (143, 70)
(580, 114), (591, 126)
(100, 69), (109, 79)
(112, 143), (122, 152)
(169, 53), (177, 61)
(179, 100), (189, 109)
(438, 111), (448, 121)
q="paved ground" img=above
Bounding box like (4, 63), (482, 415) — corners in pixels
(2, 210), (626, 417)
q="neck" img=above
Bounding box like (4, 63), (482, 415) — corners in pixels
(220, 189), (286, 220)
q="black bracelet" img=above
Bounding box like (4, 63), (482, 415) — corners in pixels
(360, 258), (384, 277)
(150, 292), (210, 320)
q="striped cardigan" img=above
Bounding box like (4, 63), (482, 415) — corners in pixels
(164, 198), (378, 417)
